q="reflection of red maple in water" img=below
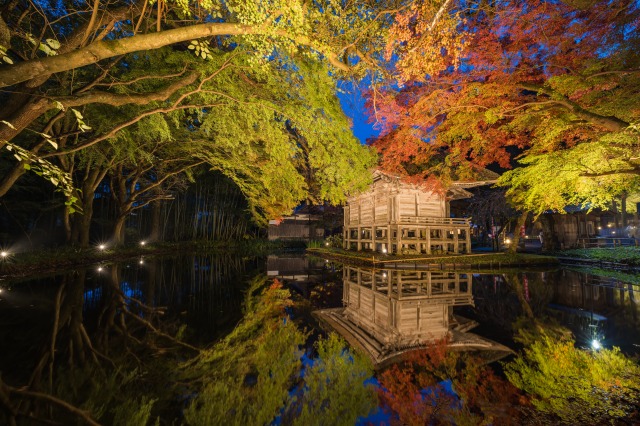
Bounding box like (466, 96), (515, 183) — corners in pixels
(377, 338), (526, 425)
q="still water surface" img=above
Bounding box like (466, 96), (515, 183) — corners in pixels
(0, 252), (638, 422)
(1, 254), (638, 364)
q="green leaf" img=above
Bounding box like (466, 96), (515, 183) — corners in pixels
(45, 38), (61, 49)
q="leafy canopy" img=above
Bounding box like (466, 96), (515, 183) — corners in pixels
(366, 0), (640, 212)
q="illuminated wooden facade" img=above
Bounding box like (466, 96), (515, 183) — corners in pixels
(343, 171), (477, 254)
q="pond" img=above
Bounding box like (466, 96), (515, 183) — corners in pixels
(0, 252), (638, 424)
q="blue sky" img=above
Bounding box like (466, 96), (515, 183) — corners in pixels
(337, 84), (379, 145)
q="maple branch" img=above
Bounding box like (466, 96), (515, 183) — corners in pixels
(586, 68), (640, 79)
(501, 100), (565, 115)
(56, 71), (199, 108)
(408, 0), (455, 53)
(40, 102), (224, 158)
(80, 0), (101, 47)
(580, 168), (640, 177)
(338, 6), (411, 56)
(95, 66), (188, 88)
(75, 55), (125, 94)
(517, 83), (629, 131)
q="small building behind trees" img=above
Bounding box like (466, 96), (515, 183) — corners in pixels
(343, 171), (491, 254)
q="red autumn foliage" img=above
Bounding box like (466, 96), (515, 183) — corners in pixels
(367, 0), (639, 185)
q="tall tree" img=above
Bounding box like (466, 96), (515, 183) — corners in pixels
(366, 0), (640, 212)
(0, 0), (465, 191)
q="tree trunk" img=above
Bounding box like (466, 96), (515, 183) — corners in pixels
(112, 215), (126, 246)
(538, 215), (559, 251)
(508, 211), (528, 253)
(0, 163), (27, 197)
(78, 199), (95, 248)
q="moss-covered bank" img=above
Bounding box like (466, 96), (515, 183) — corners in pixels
(307, 247), (558, 271)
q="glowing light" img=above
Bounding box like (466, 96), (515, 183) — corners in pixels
(139, 260), (144, 265)
(98, 244), (106, 250)
(607, 223), (613, 228)
(598, 226), (602, 230)
(591, 339), (601, 350)
(97, 266), (103, 272)
(140, 241), (146, 246)
(325, 242), (329, 246)
(0, 288), (3, 293)
(382, 273), (387, 278)
(381, 248), (387, 254)
(0, 251), (8, 258)
(505, 238), (511, 244)
(612, 231), (616, 234)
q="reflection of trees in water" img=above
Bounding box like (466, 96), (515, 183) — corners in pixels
(471, 270), (640, 352)
(471, 273), (553, 332)
(545, 269), (640, 350)
(0, 255), (260, 425)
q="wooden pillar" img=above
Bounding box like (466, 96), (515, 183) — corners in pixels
(426, 226), (431, 254)
(398, 224), (403, 254)
(466, 223), (471, 253)
(372, 225), (377, 251)
(386, 225), (391, 253)
(454, 227), (459, 254)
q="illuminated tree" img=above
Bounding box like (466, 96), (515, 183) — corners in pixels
(367, 0), (640, 212)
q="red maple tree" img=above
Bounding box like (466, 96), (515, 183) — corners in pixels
(366, 0), (640, 208)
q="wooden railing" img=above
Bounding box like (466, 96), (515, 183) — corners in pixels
(398, 216), (471, 226)
(347, 216), (471, 227)
(576, 237), (638, 248)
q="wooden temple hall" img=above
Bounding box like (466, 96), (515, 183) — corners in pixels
(343, 171), (491, 255)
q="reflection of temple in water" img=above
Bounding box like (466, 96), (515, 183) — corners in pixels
(315, 266), (512, 365)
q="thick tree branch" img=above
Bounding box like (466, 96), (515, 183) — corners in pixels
(56, 71), (199, 108)
(0, 22), (350, 88)
(518, 83), (629, 131)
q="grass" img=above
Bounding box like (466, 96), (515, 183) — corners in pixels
(554, 247), (640, 266)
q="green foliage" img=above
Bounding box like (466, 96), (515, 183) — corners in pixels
(505, 335), (640, 424)
(499, 132), (640, 215)
(286, 333), (377, 426)
(556, 247), (640, 266)
(325, 233), (343, 248)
